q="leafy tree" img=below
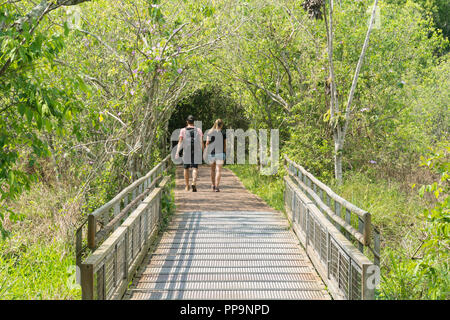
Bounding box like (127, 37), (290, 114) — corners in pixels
(0, 0), (92, 235)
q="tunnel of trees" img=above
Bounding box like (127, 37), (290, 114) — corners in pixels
(167, 85), (250, 155)
(168, 85), (249, 134)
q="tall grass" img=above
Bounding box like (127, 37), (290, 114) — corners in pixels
(227, 164), (285, 212)
(0, 181), (82, 300)
(332, 172), (426, 262)
(0, 239), (80, 299)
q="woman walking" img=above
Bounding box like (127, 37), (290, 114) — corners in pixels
(205, 119), (226, 192)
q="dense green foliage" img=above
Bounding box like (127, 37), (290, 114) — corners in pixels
(0, 1), (90, 234)
(0, 0), (448, 299)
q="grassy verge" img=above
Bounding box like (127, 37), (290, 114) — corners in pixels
(0, 240), (80, 299)
(227, 164), (285, 212)
(0, 180), (82, 300)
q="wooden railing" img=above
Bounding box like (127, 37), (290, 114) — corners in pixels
(283, 155), (380, 300)
(76, 155), (172, 299)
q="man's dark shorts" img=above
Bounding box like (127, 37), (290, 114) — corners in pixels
(183, 164), (198, 169)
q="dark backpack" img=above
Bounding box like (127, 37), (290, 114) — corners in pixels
(183, 127), (201, 163)
(186, 127), (199, 147)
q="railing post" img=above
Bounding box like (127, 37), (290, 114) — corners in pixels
(114, 244), (118, 287)
(283, 180), (288, 209)
(158, 190), (163, 223)
(326, 194), (331, 208)
(305, 208), (310, 249)
(124, 231), (129, 280)
(326, 232), (331, 280)
(114, 202), (120, 216)
(291, 189), (296, 221)
(88, 214), (97, 249)
(345, 208), (352, 240)
(76, 226), (83, 267)
(361, 263), (375, 300)
(335, 201), (341, 218)
(363, 212), (371, 246)
(124, 193), (129, 207)
(358, 217), (364, 252)
(81, 263), (94, 300)
(374, 228), (380, 266)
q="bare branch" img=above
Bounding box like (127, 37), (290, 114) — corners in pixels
(342, 0), (379, 138)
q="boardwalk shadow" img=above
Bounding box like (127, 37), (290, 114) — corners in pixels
(147, 211), (202, 300)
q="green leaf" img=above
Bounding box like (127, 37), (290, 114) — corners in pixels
(18, 103), (26, 116)
(63, 22), (70, 37)
(419, 185), (425, 197)
(25, 108), (33, 124)
(35, 113), (42, 130)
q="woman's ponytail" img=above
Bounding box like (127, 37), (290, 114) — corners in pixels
(212, 119), (223, 131)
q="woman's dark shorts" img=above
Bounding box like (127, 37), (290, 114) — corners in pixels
(183, 164), (199, 169)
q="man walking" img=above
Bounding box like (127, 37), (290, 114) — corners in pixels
(176, 115), (204, 192)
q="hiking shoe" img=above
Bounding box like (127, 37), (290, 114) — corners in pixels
(212, 185), (215, 191)
(214, 187), (220, 192)
(192, 185), (197, 192)
(185, 186), (190, 191)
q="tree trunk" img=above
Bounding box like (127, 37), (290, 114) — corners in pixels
(325, 0), (378, 184)
(334, 134), (343, 182)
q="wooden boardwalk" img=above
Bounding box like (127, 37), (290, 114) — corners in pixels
(124, 165), (330, 300)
